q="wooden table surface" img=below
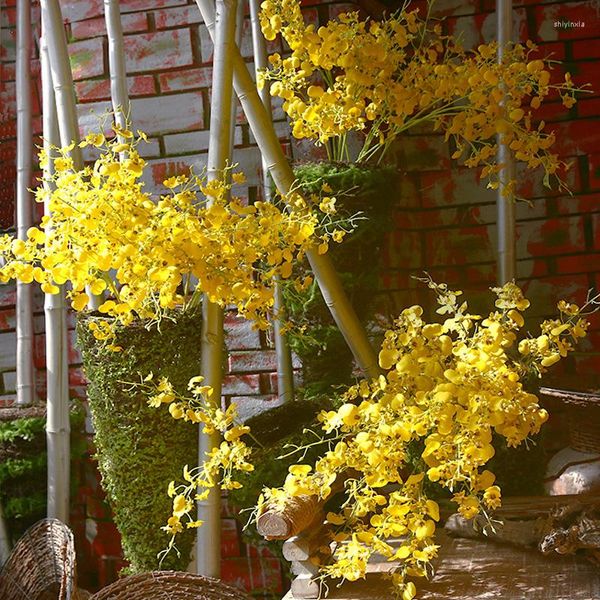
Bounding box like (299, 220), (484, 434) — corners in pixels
(282, 531), (600, 600)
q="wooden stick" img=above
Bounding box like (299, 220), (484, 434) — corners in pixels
(104, 0), (131, 137)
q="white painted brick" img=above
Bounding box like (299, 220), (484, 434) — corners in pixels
(249, 120), (290, 144)
(142, 154), (208, 192)
(77, 101), (114, 137)
(222, 374), (261, 396)
(198, 24), (213, 64)
(153, 4), (203, 29)
(124, 29), (193, 73)
(2, 371), (16, 393)
(0, 332), (16, 370)
(130, 92), (204, 135)
(60, 0), (188, 23)
(164, 127), (243, 155)
(68, 37), (105, 81)
(224, 314), (262, 350)
(137, 138), (162, 158)
(120, 0), (189, 14)
(143, 145), (261, 192)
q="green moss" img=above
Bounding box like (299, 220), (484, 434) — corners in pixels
(0, 406), (85, 542)
(0, 454), (46, 480)
(76, 310), (202, 573)
(0, 416), (45, 443)
(3, 494), (47, 520)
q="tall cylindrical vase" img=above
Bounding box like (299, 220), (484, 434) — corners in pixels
(77, 309), (202, 573)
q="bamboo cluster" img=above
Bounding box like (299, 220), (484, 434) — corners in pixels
(249, 0), (295, 403)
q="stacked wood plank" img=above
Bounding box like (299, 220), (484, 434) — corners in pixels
(257, 496), (330, 598)
(258, 495), (600, 600)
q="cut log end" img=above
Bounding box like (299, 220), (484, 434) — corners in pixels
(256, 495), (323, 540)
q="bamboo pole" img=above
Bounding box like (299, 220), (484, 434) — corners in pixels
(104, 0), (130, 137)
(228, 0), (244, 154)
(40, 0), (102, 310)
(496, 0), (516, 284)
(15, 0), (35, 407)
(248, 0), (294, 402)
(197, 0), (238, 578)
(0, 502), (10, 566)
(41, 26), (71, 523)
(195, 0), (380, 379)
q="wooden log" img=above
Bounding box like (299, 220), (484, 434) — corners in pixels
(290, 574), (321, 600)
(446, 494), (600, 561)
(494, 494), (600, 520)
(445, 513), (546, 547)
(283, 522), (330, 562)
(257, 495), (324, 540)
(291, 560), (321, 577)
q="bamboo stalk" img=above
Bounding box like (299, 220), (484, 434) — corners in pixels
(0, 502), (10, 566)
(40, 0), (102, 310)
(249, 0), (294, 402)
(195, 0), (380, 379)
(15, 0), (35, 407)
(197, 0), (238, 578)
(228, 0), (244, 154)
(496, 0), (516, 284)
(104, 0), (130, 137)
(41, 25), (71, 523)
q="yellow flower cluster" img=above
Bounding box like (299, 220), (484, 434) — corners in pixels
(257, 280), (593, 599)
(259, 0), (580, 187)
(135, 373), (254, 556)
(0, 129), (332, 335)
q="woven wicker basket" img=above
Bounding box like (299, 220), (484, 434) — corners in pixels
(568, 405), (600, 454)
(89, 571), (252, 600)
(0, 518), (86, 600)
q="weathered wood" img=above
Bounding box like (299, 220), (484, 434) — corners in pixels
(291, 560), (321, 577)
(539, 385), (600, 408)
(493, 494), (600, 519)
(0, 406), (45, 422)
(447, 496), (600, 568)
(290, 574), (321, 599)
(257, 496), (324, 540)
(281, 530), (600, 599)
(283, 522), (329, 562)
(539, 502), (600, 562)
(445, 513), (546, 547)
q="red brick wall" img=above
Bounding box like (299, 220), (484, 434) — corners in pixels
(0, 0), (599, 595)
